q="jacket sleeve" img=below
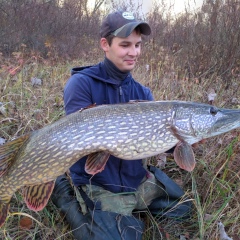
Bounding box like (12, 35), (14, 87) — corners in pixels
(143, 86), (154, 101)
(64, 74), (93, 115)
(147, 88), (154, 101)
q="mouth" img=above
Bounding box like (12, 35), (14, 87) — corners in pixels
(125, 59), (136, 65)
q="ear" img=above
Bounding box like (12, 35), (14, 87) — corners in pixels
(100, 38), (110, 52)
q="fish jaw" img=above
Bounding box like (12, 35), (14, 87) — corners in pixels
(209, 108), (240, 137)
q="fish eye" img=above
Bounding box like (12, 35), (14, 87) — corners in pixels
(210, 106), (218, 115)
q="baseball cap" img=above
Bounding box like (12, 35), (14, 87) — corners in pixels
(100, 11), (151, 38)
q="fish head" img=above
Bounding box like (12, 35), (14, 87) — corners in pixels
(172, 102), (240, 144)
(207, 106), (240, 137)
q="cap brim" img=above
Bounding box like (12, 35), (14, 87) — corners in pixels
(112, 22), (151, 38)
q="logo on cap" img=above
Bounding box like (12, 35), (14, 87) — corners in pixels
(122, 12), (135, 20)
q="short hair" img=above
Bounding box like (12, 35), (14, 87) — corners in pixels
(105, 26), (142, 46)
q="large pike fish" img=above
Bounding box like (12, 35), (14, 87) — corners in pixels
(0, 101), (240, 226)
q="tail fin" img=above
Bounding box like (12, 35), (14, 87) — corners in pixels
(0, 134), (30, 177)
(0, 200), (10, 227)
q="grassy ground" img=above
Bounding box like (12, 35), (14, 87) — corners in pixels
(0, 54), (239, 239)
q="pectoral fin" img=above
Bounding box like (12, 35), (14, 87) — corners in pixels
(23, 181), (55, 211)
(173, 141), (196, 172)
(85, 151), (110, 175)
(0, 134), (30, 177)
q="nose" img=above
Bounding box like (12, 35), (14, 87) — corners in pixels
(128, 46), (139, 56)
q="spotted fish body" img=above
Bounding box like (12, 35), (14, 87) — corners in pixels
(0, 101), (240, 226)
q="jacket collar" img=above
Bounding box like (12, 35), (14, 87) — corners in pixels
(71, 62), (132, 87)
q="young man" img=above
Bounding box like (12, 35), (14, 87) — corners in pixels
(52, 11), (191, 240)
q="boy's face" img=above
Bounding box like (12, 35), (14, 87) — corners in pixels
(100, 30), (142, 72)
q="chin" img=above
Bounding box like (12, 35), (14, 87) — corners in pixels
(123, 65), (135, 72)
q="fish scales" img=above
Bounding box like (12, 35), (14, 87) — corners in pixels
(0, 100), (240, 227)
(1, 103), (175, 191)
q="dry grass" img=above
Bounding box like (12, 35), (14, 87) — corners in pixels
(0, 52), (239, 239)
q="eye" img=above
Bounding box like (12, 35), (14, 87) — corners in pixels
(210, 106), (218, 115)
(120, 43), (129, 48)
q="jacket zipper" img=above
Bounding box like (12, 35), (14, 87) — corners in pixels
(119, 86), (123, 103)
(119, 85), (123, 191)
(119, 160), (124, 192)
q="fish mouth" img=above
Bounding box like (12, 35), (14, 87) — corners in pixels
(212, 108), (240, 135)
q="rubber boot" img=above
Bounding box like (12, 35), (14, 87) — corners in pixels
(52, 175), (144, 240)
(148, 166), (192, 220)
(51, 174), (91, 239)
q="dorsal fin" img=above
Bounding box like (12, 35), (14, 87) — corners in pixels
(0, 200), (10, 227)
(0, 134), (30, 177)
(23, 181), (55, 211)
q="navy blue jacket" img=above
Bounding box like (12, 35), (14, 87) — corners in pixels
(64, 61), (154, 193)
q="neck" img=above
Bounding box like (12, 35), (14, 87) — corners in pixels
(104, 57), (130, 81)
